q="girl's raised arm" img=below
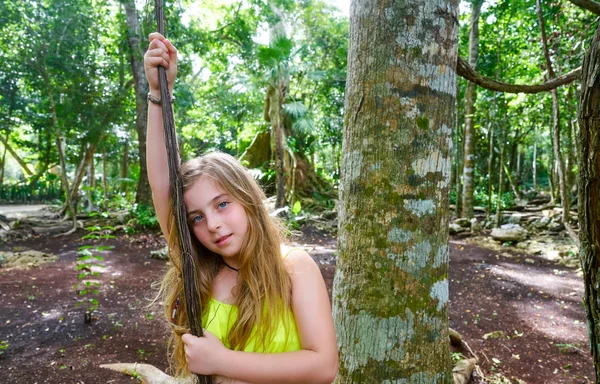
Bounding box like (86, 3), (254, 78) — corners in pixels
(144, 32), (178, 240)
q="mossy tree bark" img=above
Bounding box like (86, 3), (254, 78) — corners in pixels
(461, 0), (482, 219)
(578, 23), (600, 381)
(332, 1), (458, 382)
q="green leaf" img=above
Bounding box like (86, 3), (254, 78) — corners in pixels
(292, 200), (302, 215)
(283, 101), (308, 119)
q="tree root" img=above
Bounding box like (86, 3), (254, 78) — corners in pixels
(99, 363), (194, 384)
(453, 358), (478, 384)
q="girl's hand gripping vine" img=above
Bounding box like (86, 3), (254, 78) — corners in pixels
(182, 330), (228, 376)
(144, 32), (178, 96)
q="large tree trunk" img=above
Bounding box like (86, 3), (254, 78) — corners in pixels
(333, 1), (457, 381)
(123, 0), (152, 206)
(578, 23), (600, 381)
(461, 0), (483, 219)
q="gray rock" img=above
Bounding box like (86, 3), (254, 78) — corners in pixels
(514, 199), (529, 209)
(472, 221), (484, 232)
(449, 223), (469, 235)
(0, 253), (6, 267)
(150, 246), (169, 261)
(491, 224), (528, 242)
(549, 220), (564, 232)
(454, 218), (471, 228)
(532, 216), (551, 229)
(508, 214), (522, 225)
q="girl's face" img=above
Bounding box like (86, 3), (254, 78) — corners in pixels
(184, 176), (249, 260)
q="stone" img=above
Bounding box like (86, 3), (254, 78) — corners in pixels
(150, 246), (169, 261)
(471, 220), (484, 233)
(531, 216), (551, 229)
(508, 214), (522, 225)
(513, 199), (529, 210)
(454, 218), (471, 228)
(549, 220), (564, 232)
(450, 223), (468, 235)
(491, 224), (528, 242)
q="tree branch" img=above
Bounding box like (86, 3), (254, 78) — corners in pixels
(568, 0), (600, 16)
(456, 56), (581, 94)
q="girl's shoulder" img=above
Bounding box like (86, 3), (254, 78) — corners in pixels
(280, 244), (316, 274)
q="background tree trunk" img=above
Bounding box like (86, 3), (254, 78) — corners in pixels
(577, 23), (600, 382)
(537, 0), (570, 224)
(487, 123), (494, 219)
(461, 0), (483, 219)
(533, 128), (537, 191)
(454, 94), (463, 215)
(123, 0), (152, 206)
(333, 1), (457, 381)
(268, 5), (289, 209)
(121, 142), (129, 193)
(495, 99), (506, 228)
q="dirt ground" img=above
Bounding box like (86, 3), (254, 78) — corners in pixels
(0, 224), (593, 383)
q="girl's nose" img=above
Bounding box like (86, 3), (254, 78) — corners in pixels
(206, 215), (221, 232)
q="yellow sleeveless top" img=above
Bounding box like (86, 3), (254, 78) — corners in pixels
(201, 298), (301, 353)
(201, 247), (302, 353)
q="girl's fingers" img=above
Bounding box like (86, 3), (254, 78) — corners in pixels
(145, 56), (169, 69)
(145, 48), (170, 62)
(163, 39), (178, 56)
(148, 38), (167, 52)
(148, 32), (165, 42)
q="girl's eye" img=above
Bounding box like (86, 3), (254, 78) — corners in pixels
(192, 214), (204, 223)
(218, 201), (229, 209)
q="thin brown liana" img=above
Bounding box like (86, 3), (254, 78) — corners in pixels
(153, 1), (211, 383)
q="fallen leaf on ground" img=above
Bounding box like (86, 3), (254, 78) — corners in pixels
(483, 331), (505, 340)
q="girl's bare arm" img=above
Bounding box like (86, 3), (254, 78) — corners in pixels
(144, 32), (178, 240)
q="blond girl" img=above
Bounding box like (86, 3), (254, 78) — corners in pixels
(144, 32), (338, 384)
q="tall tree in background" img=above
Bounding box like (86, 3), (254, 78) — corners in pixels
(333, 1), (457, 381)
(536, 0), (572, 235)
(461, 0), (483, 219)
(122, 0), (152, 206)
(264, 3), (289, 208)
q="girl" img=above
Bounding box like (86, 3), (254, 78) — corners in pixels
(144, 32), (338, 384)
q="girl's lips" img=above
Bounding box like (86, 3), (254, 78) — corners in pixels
(215, 234), (232, 246)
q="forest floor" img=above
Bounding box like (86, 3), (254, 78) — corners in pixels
(0, 208), (592, 383)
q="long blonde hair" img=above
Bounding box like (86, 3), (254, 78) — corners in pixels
(156, 152), (292, 377)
